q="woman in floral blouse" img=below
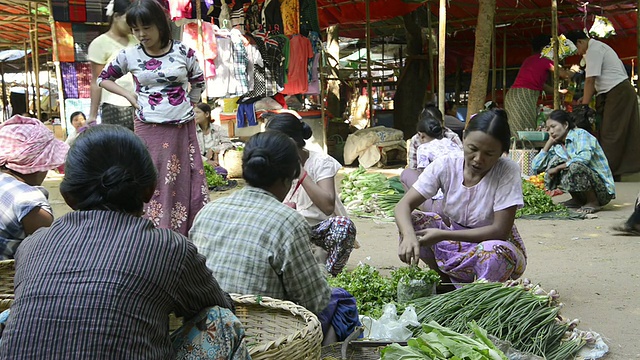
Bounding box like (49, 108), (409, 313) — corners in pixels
(98, 0), (208, 236)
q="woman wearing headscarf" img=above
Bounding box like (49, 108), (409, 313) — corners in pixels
(0, 115), (69, 259)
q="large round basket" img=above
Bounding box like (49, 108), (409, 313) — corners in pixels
(0, 260), (15, 312)
(221, 149), (243, 179)
(232, 294), (322, 360)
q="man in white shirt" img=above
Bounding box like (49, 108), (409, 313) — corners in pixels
(566, 30), (640, 180)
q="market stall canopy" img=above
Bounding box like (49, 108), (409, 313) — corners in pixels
(0, 0), (51, 53)
(319, 0), (638, 71)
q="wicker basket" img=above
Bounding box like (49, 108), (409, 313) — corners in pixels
(232, 294), (322, 360)
(221, 149), (243, 179)
(0, 260), (15, 312)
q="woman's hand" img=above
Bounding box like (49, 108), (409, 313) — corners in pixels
(398, 233), (421, 265)
(543, 136), (556, 152)
(547, 165), (563, 177)
(125, 91), (140, 110)
(417, 229), (444, 247)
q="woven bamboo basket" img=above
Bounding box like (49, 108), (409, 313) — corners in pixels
(0, 260), (15, 312)
(221, 149), (243, 179)
(232, 294), (322, 360)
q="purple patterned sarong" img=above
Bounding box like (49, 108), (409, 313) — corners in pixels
(311, 216), (357, 276)
(135, 119), (209, 236)
(411, 211), (527, 287)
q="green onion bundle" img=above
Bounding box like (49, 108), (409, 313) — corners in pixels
(410, 280), (586, 360)
(340, 167), (405, 218)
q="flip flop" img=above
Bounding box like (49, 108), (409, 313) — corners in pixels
(612, 225), (640, 236)
(577, 206), (601, 214)
(559, 200), (581, 209)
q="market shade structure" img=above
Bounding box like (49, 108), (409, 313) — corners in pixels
(316, 0), (639, 72)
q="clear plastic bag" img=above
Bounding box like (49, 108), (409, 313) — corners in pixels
(397, 277), (436, 304)
(360, 304), (419, 342)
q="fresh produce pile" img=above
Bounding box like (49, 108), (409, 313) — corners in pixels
(340, 167), (405, 218)
(381, 321), (508, 360)
(328, 264), (440, 319)
(517, 177), (567, 218)
(410, 280), (596, 360)
(203, 162), (229, 188)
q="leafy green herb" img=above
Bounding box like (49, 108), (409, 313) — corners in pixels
(203, 162), (227, 188)
(516, 179), (567, 218)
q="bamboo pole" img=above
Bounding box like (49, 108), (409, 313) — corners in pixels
(47, 0), (65, 132)
(552, 0), (560, 109)
(1, 63), (6, 120)
(438, 0), (446, 113)
(365, 0), (373, 126)
(33, 2), (42, 120)
(23, 40), (29, 115)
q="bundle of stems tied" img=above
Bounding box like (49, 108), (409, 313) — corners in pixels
(340, 166), (405, 218)
(410, 280), (597, 360)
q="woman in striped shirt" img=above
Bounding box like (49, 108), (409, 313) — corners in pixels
(0, 125), (250, 359)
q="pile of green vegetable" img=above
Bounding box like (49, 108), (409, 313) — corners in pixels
(381, 321), (508, 360)
(410, 280), (590, 360)
(328, 264), (440, 318)
(340, 167), (405, 218)
(203, 162), (229, 188)
(517, 179), (567, 218)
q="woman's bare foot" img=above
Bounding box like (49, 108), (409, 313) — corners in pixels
(577, 203), (602, 214)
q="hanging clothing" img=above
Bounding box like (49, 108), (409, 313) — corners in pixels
(236, 103), (257, 128)
(282, 35), (314, 95)
(280, 0), (300, 36)
(244, 0), (262, 33)
(262, 0), (283, 32)
(182, 21), (219, 81)
(169, 0), (192, 20)
(299, 0), (320, 34)
(209, 34), (234, 98)
(230, 29), (250, 96)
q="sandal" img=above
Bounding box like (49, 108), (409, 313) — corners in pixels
(577, 206), (601, 214)
(559, 199), (581, 209)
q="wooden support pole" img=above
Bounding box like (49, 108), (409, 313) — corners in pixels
(47, 0), (65, 131)
(491, 24), (496, 101)
(33, 3), (42, 120)
(552, 0), (560, 109)
(365, 0), (373, 126)
(502, 31), (506, 94)
(438, 0), (446, 113)
(637, 0), (640, 91)
(196, 0), (207, 101)
(23, 40), (29, 115)
(426, 5), (435, 101)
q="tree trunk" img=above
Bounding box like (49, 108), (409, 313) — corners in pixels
(394, 7), (430, 139)
(326, 25), (341, 119)
(466, 0), (496, 122)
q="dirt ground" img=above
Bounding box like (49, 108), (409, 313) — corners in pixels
(42, 167), (640, 359)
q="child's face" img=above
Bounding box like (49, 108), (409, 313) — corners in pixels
(71, 114), (86, 130)
(417, 132), (430, 144)
(131, 21), (161, 50)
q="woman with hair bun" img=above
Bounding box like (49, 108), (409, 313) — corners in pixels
(396, 109), (527, 288)
(532, 109), (615, 214)
(0, 125), (249, 359)
(265, 112), (357, 276)
(190, 131), (337, 340)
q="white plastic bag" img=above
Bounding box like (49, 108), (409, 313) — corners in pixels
(360, 303), (419, 342)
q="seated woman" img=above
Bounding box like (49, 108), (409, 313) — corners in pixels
(0, 115), (68, 260)
(400, 111), (463, 213)
(195, 102), (234, 176)
(407, 104), (463, 169)
(190, 131), (358, 344)
(65, 111), (87, 145)
(532, 110), (615, 214)
(395, 109), (527, 287)
(0, 125), (249, 359)
(265, 112), (357, 276)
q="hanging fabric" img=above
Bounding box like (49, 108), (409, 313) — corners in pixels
(280, 0), (299, 36)
(244, 0), (262, 33)
(282, 35), (314, 95)
(262, 0), (284, 32)
(169, 0), (192, 21)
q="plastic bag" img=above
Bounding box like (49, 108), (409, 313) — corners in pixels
(541, 35), (577, 61)
(397, 278), (436, 304)
(360, 304), (419, 341)
(589, 16), (616, 39)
